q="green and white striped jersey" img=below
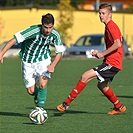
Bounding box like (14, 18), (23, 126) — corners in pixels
(14, 25), (65, 63)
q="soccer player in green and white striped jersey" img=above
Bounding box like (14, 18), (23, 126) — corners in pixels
(0, 13), (66, 111)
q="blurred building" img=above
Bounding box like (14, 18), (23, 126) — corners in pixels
(78, 0), (133, 11)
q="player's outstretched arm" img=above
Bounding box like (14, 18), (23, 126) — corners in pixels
(0, 38), (16, 63)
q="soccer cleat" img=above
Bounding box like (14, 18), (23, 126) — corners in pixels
(108, 105), (126, 115)
(56, 102), (69, 112)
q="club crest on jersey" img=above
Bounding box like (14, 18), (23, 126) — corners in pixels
(25, 79), (29, 85)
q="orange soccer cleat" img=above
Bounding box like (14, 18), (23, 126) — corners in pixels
(108, 105), (126, 115)
(56, 102), (69, 112)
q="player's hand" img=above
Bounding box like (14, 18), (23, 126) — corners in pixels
(95, 52), (105, 59)
(91, 50), (105, 59)
(0, 51), (4, 64)
(91, 50), (98, 57)
(47, 64), (55, 73)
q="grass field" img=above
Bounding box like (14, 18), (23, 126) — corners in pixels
(0, 57), (133, 133)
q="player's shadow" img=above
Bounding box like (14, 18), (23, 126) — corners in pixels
(53, 109), (107, 117)
(0, 111), (35, 125)
(27, 108), (107, 116)
(0, 111), (27, 117)
(53, 110), (87, 116)
(101, 94), (133, 99)
(117, 95), (133, 99)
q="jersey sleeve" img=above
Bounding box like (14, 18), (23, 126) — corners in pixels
(52, 30), (66, 53)
(54, 39), (66, 53)
(107, 22), (122, 41)
(14, 29), (25, 43)
(14, 25), (40, 43)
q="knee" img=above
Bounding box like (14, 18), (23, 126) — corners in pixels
(97, 83), (108, 92)
(27, 87), (35, 95)
(81, 73), (88, 83)
(39, 83), (47, 88)
(97, 83), (105, 90)
(80, 69), (95, 83)
(39, 76), (48, 88)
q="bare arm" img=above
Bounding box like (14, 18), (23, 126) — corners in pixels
(92, 39), (122, 59)
(47, 53), (63, 73)
(0, 38), (16, 63)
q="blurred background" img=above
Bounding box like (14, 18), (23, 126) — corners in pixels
(0, 0), (133, 55)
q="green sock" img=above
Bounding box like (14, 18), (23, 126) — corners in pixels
(34, 87), (39, 97)
(37, 88), (47, 108)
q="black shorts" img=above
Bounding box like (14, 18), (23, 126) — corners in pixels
(93, 63), (120, 83)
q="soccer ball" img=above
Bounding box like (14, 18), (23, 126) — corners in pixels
(29, 107), (48, 124)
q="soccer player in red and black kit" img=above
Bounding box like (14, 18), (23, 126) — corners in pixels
(56, 3), (126, 115)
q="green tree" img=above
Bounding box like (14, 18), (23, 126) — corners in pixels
(32, 0), (59, 7)
(71, 0), (86, 9)
(124, 4), (133, 13)
(57, 0), (74, 44)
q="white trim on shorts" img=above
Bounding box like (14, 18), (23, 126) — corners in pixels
(95, 71), (105, 83)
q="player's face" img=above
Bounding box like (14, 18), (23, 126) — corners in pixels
(99, 8), (112, 24)
(42, 23), (54, 36)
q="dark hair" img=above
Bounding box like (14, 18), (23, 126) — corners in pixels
(99, 3), (112, 12)
(41, 13), (54, 25)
